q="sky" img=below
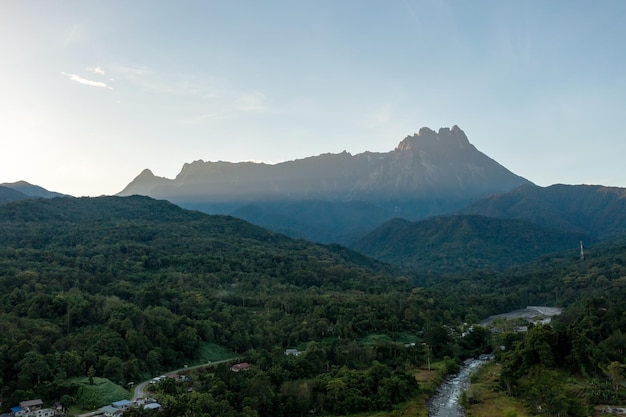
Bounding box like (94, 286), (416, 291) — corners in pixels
(2, 1), (626, 197)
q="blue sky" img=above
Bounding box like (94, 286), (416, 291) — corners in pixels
(2, 1), (626, 196)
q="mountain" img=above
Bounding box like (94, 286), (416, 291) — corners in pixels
(0, 180), (69, 199)
(0, 185), (28, 204)
(459, 184), (626, 240)
(119, 126), (532, 243)
(352, 214), (590, 274)
(0, 195), (395, 288)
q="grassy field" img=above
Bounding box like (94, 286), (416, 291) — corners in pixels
(198, 342), (237, 362)
(69, 377), (130, 413)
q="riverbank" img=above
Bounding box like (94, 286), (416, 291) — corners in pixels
(427, 356), (493, 417)
(462, 361), (530, 417)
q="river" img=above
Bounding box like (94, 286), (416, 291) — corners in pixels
(428, 355), (492, 417)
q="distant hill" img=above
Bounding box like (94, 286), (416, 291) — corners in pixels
(119, 126), (531, 244)
(0, 180), (69, 201)
(0, 195), (396, 290)
(0, 185), (28, 204)
(352, 215), (590, 274)
(459, 184), (626, 240)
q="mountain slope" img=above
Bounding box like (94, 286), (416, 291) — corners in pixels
(0, 185), (28, 204)
(0, 194), (428, 405)
(1, 180), (69, 198)
(353, 215), (590, 274)
(0, 195), (397, 291)
(460, 184), (626, 240)
(118, 126), (531, 243)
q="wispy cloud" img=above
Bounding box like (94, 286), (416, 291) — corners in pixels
(62, 72), (113, 89)
(86, 66), (105, 75)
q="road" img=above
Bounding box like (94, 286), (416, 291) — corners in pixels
(132, 358), (239, 400)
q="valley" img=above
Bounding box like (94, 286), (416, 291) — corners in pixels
(0, 194), (625, 416)
(2, 127), (626, 416)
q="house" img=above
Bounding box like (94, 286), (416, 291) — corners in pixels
(101, 406), (123, 417)
(11, 400), (46, 417)
(230, 362), (250, 372)
(19, 400), (43, 413)
(9, 403), (53, 417)
(111, 400), (131, 410)
(143, 403), (161, 411)
(285, 349), (302, 356)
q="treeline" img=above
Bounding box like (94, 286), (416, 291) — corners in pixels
(146, 343), (420, 417)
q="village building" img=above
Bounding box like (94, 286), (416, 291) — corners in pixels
(9, 400), (54, 417)
(143, 403), (161, 411)
(230, 362), (251, 372)
(111, 400), (131, 410)
(100, 406), (123, 417)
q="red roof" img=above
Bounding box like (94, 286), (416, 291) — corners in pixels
(231, 362), (250, 371)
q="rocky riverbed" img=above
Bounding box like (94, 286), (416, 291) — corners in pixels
(428, 355), (493, 417)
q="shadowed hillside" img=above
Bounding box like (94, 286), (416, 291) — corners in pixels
(353, 215), (590, 274)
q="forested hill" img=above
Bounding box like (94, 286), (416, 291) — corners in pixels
(0, 195), (401, 292)
(0, 195), (427, 409)
(460, 183), (626, 240)
(0, 185), (28, 204)
(352, 214), (591, 274)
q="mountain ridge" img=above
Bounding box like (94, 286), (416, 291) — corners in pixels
(353, 214), (591, 274)
(120, 125), (530, 202)
(118, 126), (532, 243)
(459, 183), (626, 240)
(0, 180), (69, 199)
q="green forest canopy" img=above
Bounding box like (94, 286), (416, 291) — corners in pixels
(1, 196), (625, 416)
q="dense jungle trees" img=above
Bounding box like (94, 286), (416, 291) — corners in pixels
(2, 196), (626, 416)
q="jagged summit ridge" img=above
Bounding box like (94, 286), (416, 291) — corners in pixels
(396, 125), (470, 152)
(119, 125), (529, 201)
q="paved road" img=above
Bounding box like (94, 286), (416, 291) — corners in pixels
(132, 358), (239, 400)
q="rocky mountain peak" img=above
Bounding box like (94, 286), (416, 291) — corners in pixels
(396, 125), (470, 152)
(137, 168), (156, 178)
(117, 168), (172, 197)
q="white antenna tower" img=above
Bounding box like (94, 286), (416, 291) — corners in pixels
(580, 241), (584, 261)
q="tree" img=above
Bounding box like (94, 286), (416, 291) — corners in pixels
(606, 361), (625, 393)
(87, 365), (96, 385)
(247, 371), (275, 415)
(103, 356), (125, 385)
(61, 350), (83, 377)
(15, 351), (50, 388)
